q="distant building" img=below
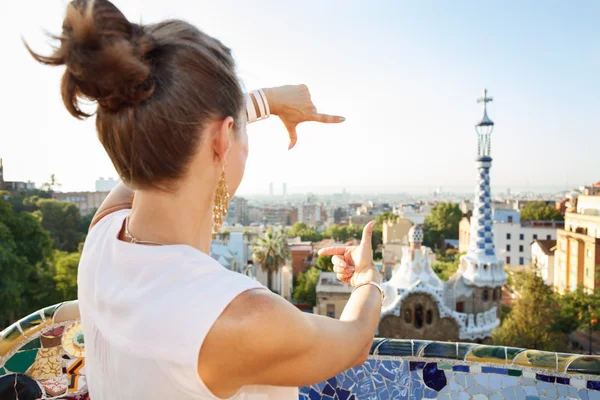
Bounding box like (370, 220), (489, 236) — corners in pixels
(53, 191), (109, 215)
(227, 196), (249, 226)
(298, 203), (325, 226)
(288, 241), (313, 277)
(554, 194), (600, 293)
(263, 205), (294, 226)
(95, 177), (119, 192)
(0, 158), (35, 192)
(459, 209), (563, 266)
(315, 271), (352, 319)
(378, 90), (506, 343)
(349, 214), (372, 226)
(383, 217), (412, 245)
(531, 240), (557, 286)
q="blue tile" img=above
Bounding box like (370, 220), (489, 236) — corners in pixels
(410, 378), (424, 399)
(336, 388), (351, 400)
(589, 381), (600, 391)
(346, 368), (356, 383)
(423, 362), (447, 392)
(410, 361), (426, 371)
(354, 366), (365, 382)
(556, 377), (570, 385)
(371, 373), (385, 388)
(309, 388), (322, 400)
(425, 388), (438, 398)
(579, 389), (589, 400)
(557, 386), (569, 397)
(525, 397), (540, 400)
(322, 383), (335, 397)
(452, 365), (470, 373)
(327, 377), (337, 387)
(536, 374), (556, 383)
(363, 359), (376, 375)
(357, 377), (374, 396)
(376, 385), (389, 399)
(483, 366), (509, 375)
(396, 361), (411, 387)
(377, 360), (398, 381)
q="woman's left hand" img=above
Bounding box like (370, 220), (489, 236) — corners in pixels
(263, 85), (345, 150)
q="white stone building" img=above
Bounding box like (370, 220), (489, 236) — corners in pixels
(531, 240), (557, 285)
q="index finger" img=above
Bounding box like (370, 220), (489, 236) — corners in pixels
(318, 246), (347, 256)
(310, 112), (346, 124)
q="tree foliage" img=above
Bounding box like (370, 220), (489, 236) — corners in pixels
(252, 228), (290, 291)
(288, 222), (323, 242)
(520, 201), (563, 222)
(493, 271), (564, 351)
(423, 203), (463, 249)
(316, 255), (334, 272)
(293, 267), (320, 306)
(34, 199), (85, 252)
(0, 197), (83, 327)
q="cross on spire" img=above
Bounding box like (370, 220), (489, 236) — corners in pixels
(477, 88), (493, 105)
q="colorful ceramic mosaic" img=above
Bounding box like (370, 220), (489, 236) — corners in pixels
(2, 302), (600, 400)
(0, 301), (88, 400)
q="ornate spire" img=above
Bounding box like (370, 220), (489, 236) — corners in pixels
(460, 89), (506, 287)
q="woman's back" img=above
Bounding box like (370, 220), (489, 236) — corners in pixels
(78, 210), (298, 399)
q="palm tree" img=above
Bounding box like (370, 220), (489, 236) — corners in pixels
(252, 228), (290, 291)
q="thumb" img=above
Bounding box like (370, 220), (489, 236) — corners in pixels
(359, 221), (376, 250)
(284, 122), (298, 150)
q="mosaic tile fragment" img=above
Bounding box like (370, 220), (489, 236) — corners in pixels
(452, 365), (469, 373)
(62, 322), (85, 358)
(27, 347), (62, 379)
(515, 350), (562, 371)
(375, 340), (413, 356)
(0, 373), (43, 400)
(19, 337), (41, 351)
(467, 345), (507, 365)
(0, 325), (23, 357)
(423, 362), (447, 391)
(412, 340), (433, 357)
(41, 326), (64, 348)
(567, 357), (600, 376)
(40, 374), (68, 396)
(4, 349), (38, 373)
(54, 301), (81, 323)
(589, 380), (600, 391)
(19, 311), (49, 337)
(422, 342), (460, 359)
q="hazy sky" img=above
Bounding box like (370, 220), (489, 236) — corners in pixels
(1, 1), (598, 194)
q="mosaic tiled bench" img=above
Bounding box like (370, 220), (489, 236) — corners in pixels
(1, 302), (599, 400)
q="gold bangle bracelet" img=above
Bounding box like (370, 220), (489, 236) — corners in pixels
(352, 281), (386, 306)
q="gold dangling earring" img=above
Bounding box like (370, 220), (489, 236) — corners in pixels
(212, 165), (230, 232)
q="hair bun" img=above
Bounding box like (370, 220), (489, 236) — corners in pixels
(27, 0), (155, 118)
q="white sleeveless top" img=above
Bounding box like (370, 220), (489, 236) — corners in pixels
(78, 210), (298, 400)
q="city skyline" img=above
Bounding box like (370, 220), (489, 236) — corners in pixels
(1, 0), (598, 193)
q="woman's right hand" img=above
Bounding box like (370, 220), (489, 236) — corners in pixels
(318, 221), (381, 286)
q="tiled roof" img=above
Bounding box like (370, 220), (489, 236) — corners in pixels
(533, 239), (557, 255)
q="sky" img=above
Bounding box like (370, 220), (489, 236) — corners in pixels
(0, 0), (598, 195)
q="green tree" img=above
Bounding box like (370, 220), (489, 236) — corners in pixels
(553, 287), (600, 336)
(423, 202), (463, 249)
(316, 255), (334, 272)
(521, 201), (563, 222)
(78, 208), (98, 234)
(493, 271), (563, 351)
(288, 222), (322, 242)
(52, 250), (81, 301)
(252, 228), (290, 291)
(34, 199), (85, 252)
(293, 267), (320, 306)
(432, 261), (459, 281)
(0, 199), (55, 326)
(375, 211), (397, 225)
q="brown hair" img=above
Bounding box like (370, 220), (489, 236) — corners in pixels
(27, 0), (244, 190)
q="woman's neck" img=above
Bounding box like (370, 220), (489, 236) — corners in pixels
(127, 185), (215, 254)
